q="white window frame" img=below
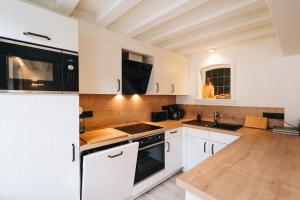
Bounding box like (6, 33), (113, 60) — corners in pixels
(196, 63), (237, 105)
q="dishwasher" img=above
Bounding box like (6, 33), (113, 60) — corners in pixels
(81, 141), (139, 200)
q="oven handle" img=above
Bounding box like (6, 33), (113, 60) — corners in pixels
(138, 141), (165, 151)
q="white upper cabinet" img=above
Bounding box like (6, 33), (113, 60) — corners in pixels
(79, 30), (122, 94)
(0, 0), (78, 51)
(170, 56), (189, 95)
(0, 0), (34, 41)
(147, 56), (171, 95)
(147, 55), (189, 95)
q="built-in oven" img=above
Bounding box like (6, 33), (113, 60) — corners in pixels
(0, 38), (78, 93)
(133, 132), (165, 184)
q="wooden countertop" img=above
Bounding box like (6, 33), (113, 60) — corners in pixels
(80, 119), (300, 199)
(80, 119), (185, 152)
(176, 127), (300, 200)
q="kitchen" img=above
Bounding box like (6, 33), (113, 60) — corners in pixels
(0, 0), (300, 200)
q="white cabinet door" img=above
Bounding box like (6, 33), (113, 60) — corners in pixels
(210, 141), (227, 156)
(170, 56), (189, 95)
(165, 133), (182, 175)
(147, 56), (170, 95)
(0, 94), (79, 200)
(33, 8), (78, 51)
(186, 135), (209, 170)
(82, 142), (139, 200)
(79, 33), (122, 94)
(0, 0), (78, 51)
(0, 0), (36, 41)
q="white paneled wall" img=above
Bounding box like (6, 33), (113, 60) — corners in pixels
(0, 94), (80, 200)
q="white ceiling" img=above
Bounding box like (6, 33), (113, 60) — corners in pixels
(266, 0), (300, 56)
(25, 0), (276, 55)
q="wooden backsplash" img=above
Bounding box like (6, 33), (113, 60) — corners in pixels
(179, 104), (284, 128)
(80, 94), (176, 130)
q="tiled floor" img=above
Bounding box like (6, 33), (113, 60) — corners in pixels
(136, 172), (185, 200)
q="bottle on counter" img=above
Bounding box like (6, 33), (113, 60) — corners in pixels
(197, 113), (202, 122)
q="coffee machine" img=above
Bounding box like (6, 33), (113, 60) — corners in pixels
(162, 104), (185, 120)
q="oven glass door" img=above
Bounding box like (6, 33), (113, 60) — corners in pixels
(134, 141), (165, 184)
(0, 41), (62, 92)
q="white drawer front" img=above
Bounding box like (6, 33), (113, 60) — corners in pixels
(210, 131), (239, 144)
(165, 128), (182, 139)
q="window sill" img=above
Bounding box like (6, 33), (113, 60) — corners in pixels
(195, 98), (237, 105)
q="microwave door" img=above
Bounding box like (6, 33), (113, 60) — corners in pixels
(0, 40), (63, 92)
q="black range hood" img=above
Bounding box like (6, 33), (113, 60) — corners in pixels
(122, 59), (152, 95)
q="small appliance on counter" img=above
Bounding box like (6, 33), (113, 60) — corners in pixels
(162, 104), (185, 120)
(151, 111), (168, 122)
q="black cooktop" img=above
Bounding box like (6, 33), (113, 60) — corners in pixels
(114, 123), (162, 135)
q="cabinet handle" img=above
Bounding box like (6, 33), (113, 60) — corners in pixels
(204, 142), (206, 153)
(170, 130), (177, 134)
(171, 84), (175, 93)
(117, 79), (121, 92)
(167, 141), (170, 152)
(211, 144), (214, 155)
(108, 151), (123, 158)
(23, 32), (51, 41)
(155, 82), (159, 93)
(72, 144), (75, 162)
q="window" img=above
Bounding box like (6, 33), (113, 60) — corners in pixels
(206, 68), (231, 98)
(199, 64), (233, 100)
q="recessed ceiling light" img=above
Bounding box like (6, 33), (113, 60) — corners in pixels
(208, 49), (215, 53)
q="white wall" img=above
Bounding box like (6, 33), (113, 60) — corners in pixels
(177, 37), (300, 125)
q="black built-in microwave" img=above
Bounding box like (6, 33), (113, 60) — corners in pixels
(0, 37), (78, 93)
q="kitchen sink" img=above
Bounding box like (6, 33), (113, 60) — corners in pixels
(183, 120), (215, 127)
(183, 120), (242, 131)
(210, 123), (243, 131)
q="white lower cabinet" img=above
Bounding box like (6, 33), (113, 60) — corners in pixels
(81, 142), (139, 200)
(210, 141), (227, 155)
(186, 136), (209, 170)
(185, 127), (239, 170)
(165, 128), (182, 176)
(186, 191), (202, 200)
(0, 94), (79, 200)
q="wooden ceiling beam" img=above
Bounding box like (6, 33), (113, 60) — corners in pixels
(56, 0), (80, 16)
(176, 25), (275, 55)
(95, 0), (142, 27)
(162, 15), (272, 50)
(145, 0), (265, 44)
(125, 0), (211, 37)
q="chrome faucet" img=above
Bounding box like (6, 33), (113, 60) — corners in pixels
(213, 111), (222, 125)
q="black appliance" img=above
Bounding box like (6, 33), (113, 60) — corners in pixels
(151, 111), (167, 122)
(162, 104), (185, 120)
(132, 133), (165, 184)
(114, 123), (162, 135)
(0, 38), (78, 93)
(122, 59), (152, 95)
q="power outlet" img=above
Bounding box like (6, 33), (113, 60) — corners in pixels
(80, 111), (93, 119)
(263, 112), (284, 120)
